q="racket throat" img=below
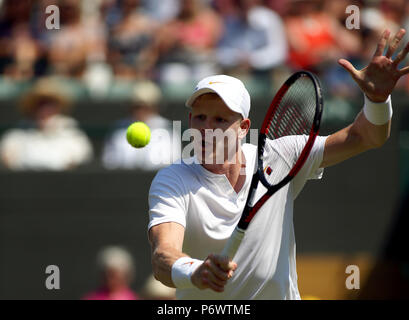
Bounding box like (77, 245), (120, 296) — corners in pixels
(237, 184), (281, 230)
(237, 205), (252, 230)
(238, 193), (267, 229)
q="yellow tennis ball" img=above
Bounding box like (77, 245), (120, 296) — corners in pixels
(126, 122), (151, 148)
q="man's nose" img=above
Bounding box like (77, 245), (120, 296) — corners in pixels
(202, 118), (216, 130)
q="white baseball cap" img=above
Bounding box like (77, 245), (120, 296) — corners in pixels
(185, 75), (251, 119)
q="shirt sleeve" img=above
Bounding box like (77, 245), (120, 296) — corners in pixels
(291, 135), (328, 199)
(148, 166), (188, 231)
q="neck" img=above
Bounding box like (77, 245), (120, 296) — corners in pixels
(201, 148), (246, 193)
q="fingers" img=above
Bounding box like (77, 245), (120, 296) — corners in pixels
(374, 29), (390, 57)
(205, 257), (230, 281)
(386, 28), (406, 58)
(394, 41), (409, 67)
(201, 268), (226, 292)
(203, 259), (229, 292)
(212, 253), (237, 273)
(399, 66), (409, 76)
(191, 254), (237, 293)
(338, 58), (359, 80)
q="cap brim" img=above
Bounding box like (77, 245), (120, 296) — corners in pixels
(185, 87), (244, 117)
(185, 88), (215, 108)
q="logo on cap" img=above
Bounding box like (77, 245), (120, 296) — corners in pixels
(208, 81), (224, 85)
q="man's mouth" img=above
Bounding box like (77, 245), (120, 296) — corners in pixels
(201, 139), (217, 148)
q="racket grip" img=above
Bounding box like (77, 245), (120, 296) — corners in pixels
(221, 227), (245, 259)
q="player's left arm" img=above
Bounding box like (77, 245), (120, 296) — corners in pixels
(321, 28), (409, 168)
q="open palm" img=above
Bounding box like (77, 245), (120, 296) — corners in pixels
(339, 29), (409, 102)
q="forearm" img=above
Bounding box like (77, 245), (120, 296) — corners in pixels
(151, 243), (188, 288)
(349, 113), (390, 151)
(358, 94), (392, 148)
(149, 223), (236, 292)
(149, 222), (191, 288)
(321, 96), (392, 168)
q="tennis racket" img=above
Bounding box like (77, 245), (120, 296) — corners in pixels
(221, 71), (323, 259)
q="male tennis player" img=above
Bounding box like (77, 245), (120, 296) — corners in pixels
(148, 29), (409, 299)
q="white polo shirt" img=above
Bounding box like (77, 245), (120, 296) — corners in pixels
(148, 135), (328, 299)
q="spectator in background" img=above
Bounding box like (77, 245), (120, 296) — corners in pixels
(81, 0), (118, 97)
(322, 0), (362, 58)
(320, 0), (363, 99)
(360, 1), (409, 93)
(215, 0), (288, 76)
(140, 274), (176, 300)
(141, 0), (180, 23)
(0, 78), (93, 170)
(47, 0), (107, 79)
(402, 1), (409, 92)
(403, 1), (409, 42)
(284, 0), (342, 72)
(379, 0), (406, 34)
(360, 2), (389, 61)
(0, 0), (41, 80)
(83, 246), (140, 300)
(107, 0), (159, 80)
(264, 0), (289, 16)
(374, 0), (409, 92)
(153, 0), (223, 84)
(2, 23), (39, 81)
(102, 81), (181, 170)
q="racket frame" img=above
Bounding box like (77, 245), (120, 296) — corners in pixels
(224, 71), (323, 257)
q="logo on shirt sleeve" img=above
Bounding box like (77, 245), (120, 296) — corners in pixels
(264, 166), (272, 175)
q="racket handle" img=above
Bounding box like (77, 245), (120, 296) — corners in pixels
(221, 227), (245, 259)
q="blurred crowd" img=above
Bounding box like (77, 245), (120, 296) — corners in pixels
(0, 0), (408, 84)
(0, 0), (409, 171)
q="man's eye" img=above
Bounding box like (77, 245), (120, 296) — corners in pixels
(195, 115), (206, 121)
(216, 117), (227, 123)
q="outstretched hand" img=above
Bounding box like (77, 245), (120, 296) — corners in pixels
(339, 29), (409, 102)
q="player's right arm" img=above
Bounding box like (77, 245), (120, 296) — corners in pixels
(149, 222), (237, 292)
(149, 222), (186, 287)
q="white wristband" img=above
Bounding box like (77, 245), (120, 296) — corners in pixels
(363, 94), (392, 125)
(171, 257), (203, 289)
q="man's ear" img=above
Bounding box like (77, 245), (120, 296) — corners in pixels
(188, 112), (192, 128)
(238, 118), (251, 139)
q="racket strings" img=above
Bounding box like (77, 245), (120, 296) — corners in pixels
(262, 75), (317, 185)
(268, 77), (316, 140)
